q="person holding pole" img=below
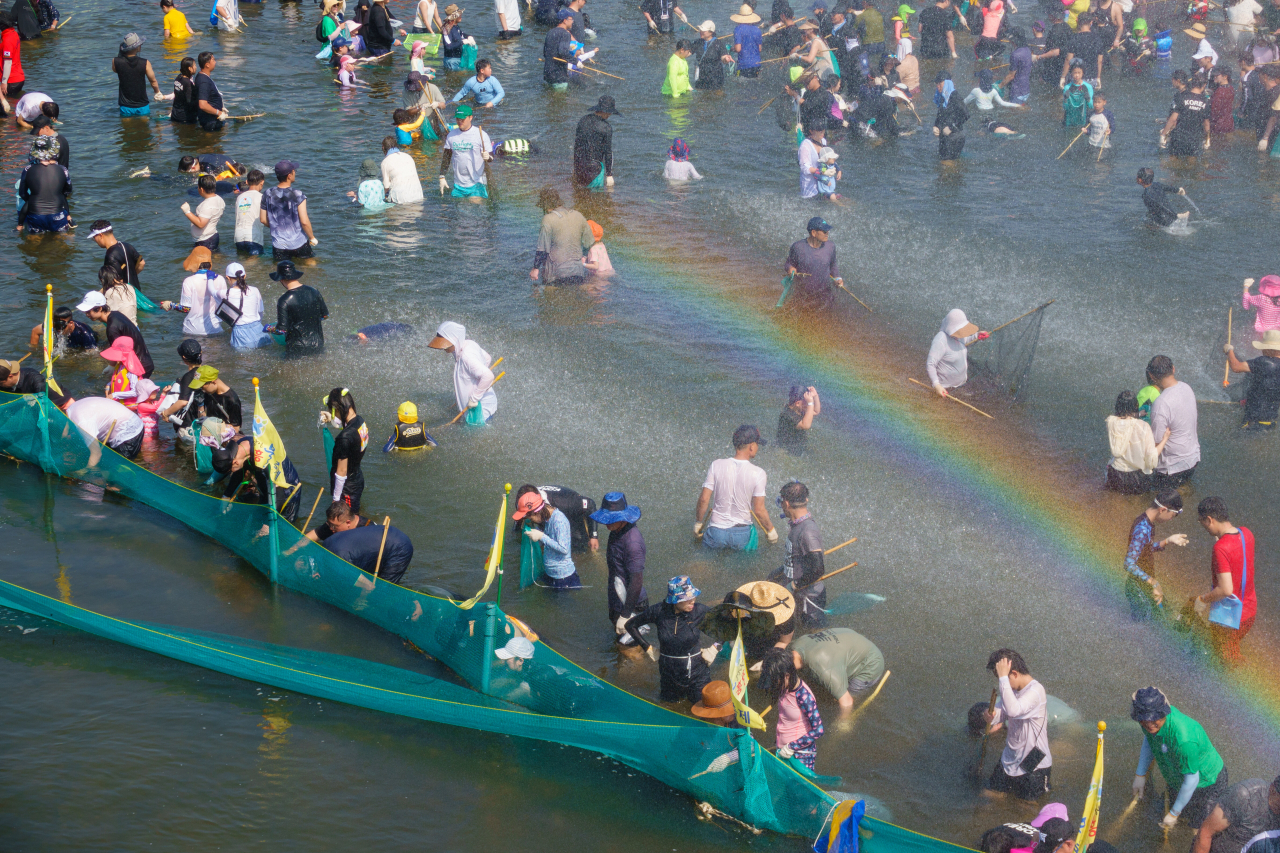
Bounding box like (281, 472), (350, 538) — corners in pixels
(322, 507), (414, 584)
(982, 649), (1052, 801)
(926, 308), (989, 397)
(211, 432), (302, 521)
(1131, 686), (1228, 830)
(1224, 329), (1280, 430)
(767, 481), (827, 627)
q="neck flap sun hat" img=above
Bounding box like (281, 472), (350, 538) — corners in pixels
(669, 137), (690, 161)
(1258, 274), (1280, 297)
(588, 492), (641, 525)
(99, 337), (146, 376)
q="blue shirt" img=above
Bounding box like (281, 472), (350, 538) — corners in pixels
(734, 23), (763, 69)
(538, 508), (576, 579)
(62, 319), (99, 350)
(451, 74), (506, 105)
(1009, 46), (1032, 99)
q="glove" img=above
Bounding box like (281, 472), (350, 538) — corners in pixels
(1245, 278), (1256, 289)
(1161, 812), (1179, 829)
(777, 745), (794, 759)
(317, 410), (332, 427)
(615, 615), (628, 635)
(1204, 136), (1211, 150)
(605, 175), (614, 187)
(1192, 595), (1209, 618)
(932, 126), (940, 136)
(1177, 187), (1186, 196)
(942, 126), (951, 136)
(700, 643), (721, 664)
(439, 175), (449, 195)
(1133, 775), (1147, 800)
(332, 474), (347, 503)
(1165, 533), (1189, 547)
(766, 528), (779, 544)
(1159, 134), (1168, 149)
(524, 528), (545, 543)
(648, 18), (658, 30)
(309, 236), (320, 247)
(218, 110), (229, 120)
(646, 645), (658, 661)
(977, 331), (990, 340)
(694, 521), (705, 537)
(1259, 138), (1270, 152)
(933, 382), (949, 398)
(180, 202), (191, 213)
(1224, 343), (1235, 354)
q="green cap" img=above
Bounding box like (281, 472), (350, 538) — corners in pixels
(1132, 17), (1146, 32)
(898, 3), (916, 17)
(189, 365), (219, 388)
(455, 104), (473, 119)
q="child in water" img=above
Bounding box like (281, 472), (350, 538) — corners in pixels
(1123, 19), (1154, 73)
(963, 69), (1022, 112)
(337, 54), (362, 88)
(1061, 61), (1093, 127)
(1087, 92), (1113, 148)
(383, 401), (435, 451)
(817, 147), (841, 199)
(663, 137), (702, 181)
(760, 647), (824, 770)
(394, 107), (429, 144)
(582, 220), (613, 275)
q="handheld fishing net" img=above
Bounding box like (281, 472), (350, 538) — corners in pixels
(967, 301), (1052, 402)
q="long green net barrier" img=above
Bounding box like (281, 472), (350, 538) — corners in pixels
(0, 391), (842, 837)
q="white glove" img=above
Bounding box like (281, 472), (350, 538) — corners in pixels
(332, 474), (347, 503)
(932, 125), (940, 136)
(1192, 595), (1209, 618)
(766, 528), (779, 544)
(180, 202), (191, 213)
(1177, 187), (1186, 196)
(605, 175), (614, 187)
(615, 615), (628, 634)
(1224, 343), (1235, 354)
(1165, 533), (1189, 547)
(648, 18), (658, 30)
(524, 528), (545, 543)
(439, 175), (449, 195)
(317, 410), (332, 427)
(218, 110), (229, 120)
(700, 643), (721, 664)
(646, 645), (658, 661)
(694, 521), (705, 537)
(579, 48), (598, 61)
(1161, 812), (1179, 829)
(1159, 134), (1168, 149)
(309, 236), (319, 247)
(1259, 138), (1270, 152)
(1133, 775), (1147, 800)
(1245, 277), (1256, 289)
(942, 126), (951, 136)
(1203, 136), (1211, 150)
(777, 745), (794, 759)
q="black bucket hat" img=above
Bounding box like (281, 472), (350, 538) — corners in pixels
(269, 260), (303, 282)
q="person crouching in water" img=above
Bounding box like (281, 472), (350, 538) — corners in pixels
(624, 576), (712, 703)
(384, 401), (434, 450)
(759, 646), (824, 769)
(512, 487), (581, 588)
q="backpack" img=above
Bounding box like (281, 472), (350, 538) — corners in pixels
(316, 19), (327, 41)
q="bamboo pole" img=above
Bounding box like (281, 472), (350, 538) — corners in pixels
(226, 113), (267, 121)
(797, 561), (856, 589)
(972, 686), (999, 780)
(859, 669), (891, 707)
(554, 56), (626, 80)
(988, 299), (1056, 334)
(823, 536), (857, 555)
(302, 487), (324, 531)
(1057, 127), (1088, 159)
(372, 515), (392, 579)
(1224, 307), (1232, 387)
(908, 377), (995, 419)
(757, 95), (777, 115)
(54, 12), (74, 28)
(835, 280), (872, 312)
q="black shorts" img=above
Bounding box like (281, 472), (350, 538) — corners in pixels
(988, 763), (1051, 801)
(197, 112), (225, 132)
(194, 233), (220, 251)
(272, 242), (315, 261)
(1150, 464), (1196, 492)
(109, 431), (144, 460)
(1177, 766), (1228, 829)
(1106, 465), (1151, 495)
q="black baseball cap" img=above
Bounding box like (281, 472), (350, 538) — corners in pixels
(732, 424), (766, 448)
(806, 216), (831, 233)
(177, 339), (203, 364)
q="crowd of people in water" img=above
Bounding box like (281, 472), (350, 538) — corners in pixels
(2, 0), (1279, 844)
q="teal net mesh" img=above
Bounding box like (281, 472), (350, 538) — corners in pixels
(0, 390), (882, 841)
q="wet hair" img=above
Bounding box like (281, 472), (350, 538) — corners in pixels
(758, 647), (800, 701)
(1114, 390), (1139, 417)
(1093, 91), (1107, 103)
(42, 102), (58, 120)
(180, 56), (197, 76)
(986, 648), (1030, 676)
(1136, 167), (1155, 185)
(197, 174), (217, 193)
(179, 155), (198, 172)
(1214, 66), (1232, 83)
(967, 701), (991, 737)
(1239, 51), (1256, 65)
(392, 108), (412, 125)
(198, 51), (215, 69)
(780, 481), (809, 506)
(325, 500), (356, 524)
(0, 11), (15, 29)
(1009, 27), (1027, 47)
(161, 0), (174, 7)
(1190, 71), (1208, 88)
(245, 168), (265, 186)
(98, 265), (125, 292)
(53, 306), (73, 323)
(1153, 489), (1183, 512)
(1146, 355), (1174, 381)
(89, 219), (111, 234)
(382, 135), (399, 155)
(538, 185), (562, 212)
(475, 58), (491, 73)
(1171, 68), (1189, 85)
(675, 38), (691, 51)
(1197, 496), (1229, 522)
(326, 387), (357, 422)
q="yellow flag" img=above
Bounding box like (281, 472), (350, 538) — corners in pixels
(251, 382), (290, 488)
(728, 619), (767, 730)
(456, 492), (507, 610)
(42, 286), (62, 396)
(1074, 723), (1105, 853)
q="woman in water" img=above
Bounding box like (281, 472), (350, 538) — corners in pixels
(169, 57), (198, 124)
(100, 266), (139, 326)
(623, 577), (712, 702)
(964, 69), (1021, 113)
(411, 0), (441, 32)
(222, 263), (273, 349)
(1105, 390), (1168, 494)
(759, 647), (824, 770)
(321, 388), (369, 513)
(1061, 60), (1093, 128)
(933, 73), (970, 160)
(1243, 276), (1280, 334)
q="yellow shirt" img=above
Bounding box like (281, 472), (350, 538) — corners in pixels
(164, 8), (193, 38)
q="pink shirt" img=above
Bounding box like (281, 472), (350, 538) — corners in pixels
(776, 680), (811, 748)
(1243, 291), (1280, 333)
(981, 4), (1004, 38)
(586, 242), (613, 274)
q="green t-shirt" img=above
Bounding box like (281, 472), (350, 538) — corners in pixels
(792, 628), (885, 700)
(1145, 706), (1224, 790)
(1137, 384), (1159, 422)
(861, 8), (885, 44)
(321, 16), (339, 38)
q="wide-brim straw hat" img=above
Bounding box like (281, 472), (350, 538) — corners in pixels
(1183, 22), (1206, 39)
(1253, 329), (1280, 351)
(731, 3), (762, 23)
(733, 581), (796, 624)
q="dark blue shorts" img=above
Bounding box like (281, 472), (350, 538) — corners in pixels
(23, 210), (70, 233)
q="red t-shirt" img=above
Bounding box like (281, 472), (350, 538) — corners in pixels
(1212, 527), (1257, 624)
(1, 28), (24, 85)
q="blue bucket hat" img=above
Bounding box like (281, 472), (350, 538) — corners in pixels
(589, 492), (641, 525)
(666, 576), (701, 604)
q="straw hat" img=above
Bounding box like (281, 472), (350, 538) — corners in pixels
(183, 245), (213, 272)
(730, 4), (762, 23)
(798, 19), (819, 30)
(691, 681), (736, 720)
(1253, 329), (1280, 351)
(1183, 22), (1206, 39)
(733, 581), (795, 624)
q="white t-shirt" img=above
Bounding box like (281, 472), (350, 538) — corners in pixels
(15, 92), (52, 122)
(495, 0), (521, 31)
(179, 271), (228, 335)
(234, 189), (264, 244)
(444, 125), (493, 189)
(1229, 0), (1262, 27)
(191, 194), (226, 242)
(991, 676), (1052, 776)
(66, 397), (145, 447)
(702, 457), (767, 529)
(664, 160), (703, 180)
(798, 138), (820, 199)
(222, 284), (266, 326)
(381, 149), (424, 204)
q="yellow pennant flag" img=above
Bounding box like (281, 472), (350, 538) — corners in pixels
(251, 380), (291, 488)
(42, 285), (62, 396)
(1074, 722), (1105, 853)
(456, 492), (507, 610)
(728, 619), (767, 731)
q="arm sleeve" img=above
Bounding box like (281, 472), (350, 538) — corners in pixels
(1149, 399), (1169, 452)
(828, 246), (839, 280)
(382, 158), (393, 189)
(994, 91), (1017, 107)
(996, 675), (1042, 720)
(1124, 523), (1153, 582)
(316, 293), (329, 319)
(276, 295), (291, 333)
(16, 170), (30, 226)
(540, 511), (572, 557)
(1172, 772), (1201, 815)
(1137, 737), (1154, 775)
(689, 164), (702, 179)
(449, 78), (476, 103)
(488, 76), (505, 105)
(789, 683), (825, 751)
(624, 603), (660, 650)
(963, 88), (979, 104)
(603, 123), (613, 175)
(925, 333), (946, 386)
(581, 217), (594, 252)
(623, 534), (646, 612)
